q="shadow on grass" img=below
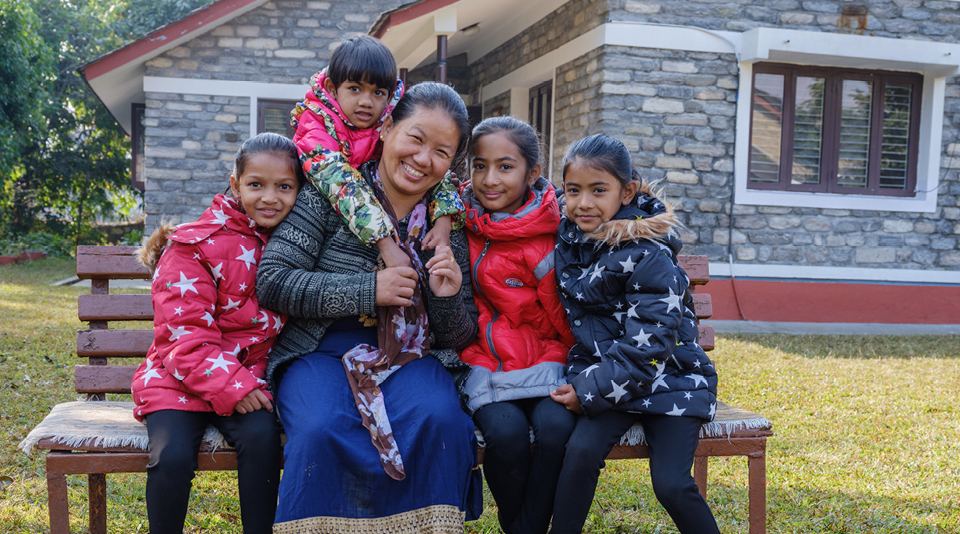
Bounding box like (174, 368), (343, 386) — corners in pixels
(720, 334), (960, 360)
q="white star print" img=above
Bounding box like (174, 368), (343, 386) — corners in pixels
(233, 380), (244, 390)
(588, 264), (605, 283)
(236, 245), (257, 270)
(211, 209), (231, 225)
(575, 292), (584, 301)
(141, 360), (162, 386)
(659, 288), (682, 314)
(684, 391), (693, 400)
(201, 311), (215, 326)
(272, 315), (284, 332)
(593, 342), (603, 358)
(686, 374), (708, 387)
(578, 266), (590, 280)
(614, 301), (623, 310)
(209, 262), (224, 280)
(256, 378), (267, 385)
(559, 280), (567, 289)
(173, 306), (184, 316)
(172, 272), (200, 297)
(178, 396), (188, 404)
(665, 404), (687, 416)
(259, 311), (270, 331)
(693, 359), (701, 368)
(632, 329), (652, 347)
(627, 301), (639, 319)
(613, 312), (625, 323)
(172, 369), (185, 380)
(619, 256), (636, 273)
(633, 283), (641, 291)
(249, 336), (260, 343)
(239, 282), (247, 292)
(167, 325), (192, 341)
(152, 264), (162, 281)
(206, 238), (215, 245)
(708, 402), (716, 418)
(605, 380), (629, 404)
(642, 398), (652, 407)
(651, 374), (669, 393)
(193, 253), (201, 260)
(205, 353), (236, 373)
(223, 298), (240, 311)
(583, 392), (594, 402)
(582, 363), (600, 377)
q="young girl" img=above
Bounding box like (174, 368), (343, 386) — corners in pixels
(291, 34), (464, 269)
(131, 132), (302, 534)
(549, 134), (720, 534)
(459, 116), (575, 534)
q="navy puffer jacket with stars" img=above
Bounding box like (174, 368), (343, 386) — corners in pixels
(556, 182), (717, 421)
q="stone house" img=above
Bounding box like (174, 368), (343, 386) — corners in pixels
(82, 0), (960, 325)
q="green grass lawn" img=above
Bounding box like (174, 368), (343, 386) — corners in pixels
(1, 259), (958, 533)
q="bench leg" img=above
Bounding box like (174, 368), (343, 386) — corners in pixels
(748, 452), (767, 534)
(89, 473), (108, 534)
(694, 456), (707, 499)
(47, 470), (70, 534)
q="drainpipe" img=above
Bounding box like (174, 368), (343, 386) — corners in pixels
(436, 35), (447, 83)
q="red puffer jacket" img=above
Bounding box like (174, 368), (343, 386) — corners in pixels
(460, 177), (574, 413)
(131, 195), (285, 421)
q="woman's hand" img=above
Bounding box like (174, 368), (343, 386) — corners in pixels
(376, 266), (419, 307)
(235, 389), (273, 414)
(550, 384), (583, 414)
(425, 244), (462, 297)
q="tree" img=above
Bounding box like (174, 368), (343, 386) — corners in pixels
(0, 0), (213, 243)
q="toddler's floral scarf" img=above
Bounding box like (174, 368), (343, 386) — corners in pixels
(341, 169), (430, 481)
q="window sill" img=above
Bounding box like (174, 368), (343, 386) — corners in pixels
(735, 185), (937, 213)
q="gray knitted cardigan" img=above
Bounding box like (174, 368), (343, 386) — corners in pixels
(256, 161), (478, 396)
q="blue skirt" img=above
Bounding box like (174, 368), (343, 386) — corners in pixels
(273, 322), (481, 533)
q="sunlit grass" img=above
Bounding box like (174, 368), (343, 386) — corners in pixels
(1, 260), (958, 533)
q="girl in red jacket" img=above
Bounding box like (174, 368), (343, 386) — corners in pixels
(460, 116), (576, 534)
(131, 132), (302, 534)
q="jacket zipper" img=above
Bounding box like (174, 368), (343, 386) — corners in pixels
(472, 240), (504, 372)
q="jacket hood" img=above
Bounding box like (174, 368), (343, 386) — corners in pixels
(563, 181), (682, 255)
(299, 69), (403, 132)
(461, 176), (561, 242)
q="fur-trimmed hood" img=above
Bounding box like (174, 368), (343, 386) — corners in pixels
(560, 181), (682, 255)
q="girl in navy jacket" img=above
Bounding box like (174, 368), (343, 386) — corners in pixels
(549, 134), (720, 534)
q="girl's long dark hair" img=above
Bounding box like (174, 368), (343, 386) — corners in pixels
(470, 116), (542, 172)
(561, 133), (641, 185)
(233, 132), (304, 186)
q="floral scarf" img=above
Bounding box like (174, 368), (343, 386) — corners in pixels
(341, 169), (431, 481)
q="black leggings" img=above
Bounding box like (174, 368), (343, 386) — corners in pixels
(550, 411), (720, 534)
(144, 409), (282, 534)
(473, 397), (576, 534)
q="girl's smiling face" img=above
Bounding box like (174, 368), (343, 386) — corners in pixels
(562, 159), (638, 233)
(471, 131), (540, 214)
(230, 152), (300, 228)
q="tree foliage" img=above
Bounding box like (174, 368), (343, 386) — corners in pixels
(0, 0), (213, 243)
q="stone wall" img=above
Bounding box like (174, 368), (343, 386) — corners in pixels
(482, 91), (510, 119)
(552, 48), (606, 177)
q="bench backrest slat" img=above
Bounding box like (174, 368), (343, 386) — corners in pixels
(678, 255), (708, 285)
(76, 245), (150, 280)
(76, 365), (138, 394)
(78, 294), (153, 322)
(77, 330), (154, 358)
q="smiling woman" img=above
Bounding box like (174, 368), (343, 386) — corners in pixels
(256, 82), (480, 534)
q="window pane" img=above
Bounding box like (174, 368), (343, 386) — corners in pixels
(750, 73), (784, 183)
(837, 79), (872, 188)
(264, 106), (292, 137)
(791, 76), (824, 185)
(880, 83), (912, 189)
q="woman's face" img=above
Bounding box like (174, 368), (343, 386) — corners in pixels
(378, 106), (460, 206)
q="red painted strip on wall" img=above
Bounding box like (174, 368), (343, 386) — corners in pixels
(84, 0), (263, 80)
(708, 278), (960, 324)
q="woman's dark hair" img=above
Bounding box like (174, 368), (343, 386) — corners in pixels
(470, 116), (542, 172)
(391, 82), (471, 170)
(561, 133), (642, 185)
(328, 35), (398, 93)
(233, 132), (305, 186)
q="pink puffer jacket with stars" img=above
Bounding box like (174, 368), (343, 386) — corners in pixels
(131, 194), (285, 421)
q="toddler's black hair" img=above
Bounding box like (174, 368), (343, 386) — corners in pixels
(470, 116), (542, 172)
(561, 133), (641, 185)
(328, 35), (398, 93)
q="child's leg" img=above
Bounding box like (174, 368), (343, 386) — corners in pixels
(473, 400), (533, 532)
(549, 410), (639, 534)
(144, 410), (208, 534)
(642, 415), (721, 534)
(213, 409), (283, 534)
(509, 396), (576, 534)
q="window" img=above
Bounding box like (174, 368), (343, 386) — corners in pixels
(529, 81), (552, 177)
(131, 103), (146, 191)
(257, 99), (298, 138)
(748, 64), (921, 197)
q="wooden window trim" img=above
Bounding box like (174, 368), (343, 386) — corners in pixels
(256, 99), (298, 138)
(748, 63), (921, 198)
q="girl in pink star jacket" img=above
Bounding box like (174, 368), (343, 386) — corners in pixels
(131, 132), (302, 534)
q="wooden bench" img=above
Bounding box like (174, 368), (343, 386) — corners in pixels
(22, 245), (773, 534)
